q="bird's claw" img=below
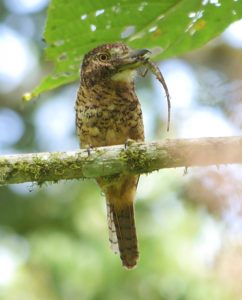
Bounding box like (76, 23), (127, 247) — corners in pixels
(124, 139), (136, 149)
(86, 145), (93, 156)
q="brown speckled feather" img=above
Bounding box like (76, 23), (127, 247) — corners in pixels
(75, 42), (146, 268)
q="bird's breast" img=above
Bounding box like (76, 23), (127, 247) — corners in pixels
(76, 85), (144, 147)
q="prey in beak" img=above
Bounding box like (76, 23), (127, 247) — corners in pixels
(113, 47), (171, 132)
(117, 48), (151, 72)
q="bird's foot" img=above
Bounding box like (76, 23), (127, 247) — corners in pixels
(86, 145), (93, 156)
(124, 139), (136, 149)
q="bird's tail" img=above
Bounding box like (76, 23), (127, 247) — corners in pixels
(106, 201), (138, 269)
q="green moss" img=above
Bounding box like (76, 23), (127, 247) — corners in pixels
(0, 151), (89, 185)
(119, 146), (151, 173)
(14, 156), (47, 185)
(0, 159), (9, 165)
(94, 148), (106, 156)
(0, 159), (11, 183)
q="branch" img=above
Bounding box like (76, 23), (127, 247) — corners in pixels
(1, 136), (242, 185)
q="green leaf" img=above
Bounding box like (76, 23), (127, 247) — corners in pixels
(24, 0), (242, 101)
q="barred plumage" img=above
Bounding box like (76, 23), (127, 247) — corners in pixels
(76, 42), (149, 268)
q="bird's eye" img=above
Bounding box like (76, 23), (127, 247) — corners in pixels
(98, 53), (110, 61)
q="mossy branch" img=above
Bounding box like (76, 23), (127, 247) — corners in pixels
(1, 136), (242, 185)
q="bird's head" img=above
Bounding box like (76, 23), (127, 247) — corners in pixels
(80, 42), (151, 86)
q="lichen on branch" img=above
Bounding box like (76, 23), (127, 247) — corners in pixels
(1, 137), (242, 185)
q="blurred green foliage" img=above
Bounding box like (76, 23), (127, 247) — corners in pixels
(0, 173), (235, 300)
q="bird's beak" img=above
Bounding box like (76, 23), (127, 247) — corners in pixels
(128, 49), (151, 60)
(118, 48), (151, 71)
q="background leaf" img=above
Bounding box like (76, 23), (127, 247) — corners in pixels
(25, 0), (242, 100)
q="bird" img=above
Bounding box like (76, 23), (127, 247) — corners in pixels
(75, 42), (150, 269)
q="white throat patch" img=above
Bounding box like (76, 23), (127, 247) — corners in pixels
(111, 70), (137, 82)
